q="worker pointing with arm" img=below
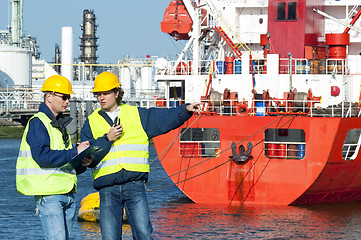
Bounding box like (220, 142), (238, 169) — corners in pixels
(81, 71), (200, 240)
(16, 75), (92, 240)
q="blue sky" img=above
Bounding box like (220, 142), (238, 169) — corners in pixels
(0, 1), (186, 63)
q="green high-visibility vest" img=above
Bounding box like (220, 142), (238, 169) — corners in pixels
(88, 104), (149, 180)
(16, 112), (77, 196)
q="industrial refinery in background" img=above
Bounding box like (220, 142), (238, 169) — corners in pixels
(0, 0), (159, 115)
(78, 9), (98, 81)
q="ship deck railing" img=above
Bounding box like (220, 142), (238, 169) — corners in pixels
(279, 58), (346, 75)
(155, 58), (348, 76)
(199, 99), (361, 118)
(1, 89), (360, 119)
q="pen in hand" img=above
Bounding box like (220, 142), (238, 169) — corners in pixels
(77, 141), (90, 153)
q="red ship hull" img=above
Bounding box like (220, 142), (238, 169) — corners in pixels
(153, 115), (361, 205)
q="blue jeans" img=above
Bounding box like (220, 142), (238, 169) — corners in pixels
(99, 181), (153, 240)
(35, 193), (76, 240)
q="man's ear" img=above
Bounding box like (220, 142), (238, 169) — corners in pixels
(45, 92), (52, 103)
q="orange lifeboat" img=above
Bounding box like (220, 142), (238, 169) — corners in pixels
(161, 0), (193, 40)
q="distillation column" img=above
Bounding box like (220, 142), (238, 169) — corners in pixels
(11, 0), (23, 47)
(79, 9), (98, 80)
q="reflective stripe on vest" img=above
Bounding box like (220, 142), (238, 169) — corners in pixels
(88, 104), (149, 180)
(16, 112), (77, 196)
(16, 167), (76, 175)
(17, 150), (75, 175)
(92, 144), (149, 172)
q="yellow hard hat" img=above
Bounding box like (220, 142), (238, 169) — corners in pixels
(93, 71), (121, 92)
(41, 75), (74, 94)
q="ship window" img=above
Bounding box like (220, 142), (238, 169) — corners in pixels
(342, 129), (361, 160)
(179, 128), (220, 158)
(277, 2), (286, 20)
(277, 2), (297, 21)
(264, 129), (305, 159)
(288, 2), (297, 20)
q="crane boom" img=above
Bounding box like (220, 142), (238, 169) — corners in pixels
(313, 8), (361, 34)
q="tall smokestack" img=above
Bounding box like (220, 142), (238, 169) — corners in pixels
(61, 26), (73, 82)
(54, 43), (61, 74)
(11, 0), (23, 47)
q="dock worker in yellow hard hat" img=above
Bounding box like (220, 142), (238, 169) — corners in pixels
(16, 75), (93, 240)
(81, 71), (201, 239)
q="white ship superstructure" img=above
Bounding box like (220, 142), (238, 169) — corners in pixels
(154, 0), (361, 112)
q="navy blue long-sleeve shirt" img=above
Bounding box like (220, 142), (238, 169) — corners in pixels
(81, 104), (193, 190)
(26, 103), (85, 174)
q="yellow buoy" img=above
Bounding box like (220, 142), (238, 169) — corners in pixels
(78, 192), (127, 223)
(78, 192), (100, 222)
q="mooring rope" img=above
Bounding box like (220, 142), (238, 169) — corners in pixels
(148, 113), (203, 175)
(146, 114), (288, 192)
(228, 115), (297, 205)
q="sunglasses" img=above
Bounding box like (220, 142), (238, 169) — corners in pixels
(94, 90), (115, 97)
(53, 93), (71, 101)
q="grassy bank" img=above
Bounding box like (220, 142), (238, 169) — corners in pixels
(0, 126), (25, 139)
(0, 126), (82, 141)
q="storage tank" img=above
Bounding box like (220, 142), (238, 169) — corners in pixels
(141, 66), (152, 90)
(119, 67), (132, 98)
(0, 44), (31, 88)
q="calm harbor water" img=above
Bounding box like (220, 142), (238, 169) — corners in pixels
(2, 138), (361, 239)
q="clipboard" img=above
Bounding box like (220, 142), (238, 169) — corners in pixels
(68, 145), (100, 169)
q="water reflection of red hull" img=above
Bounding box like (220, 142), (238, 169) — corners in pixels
(153, 115), (361, 205)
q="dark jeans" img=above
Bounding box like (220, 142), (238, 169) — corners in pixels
(99, 181), (153, 240)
